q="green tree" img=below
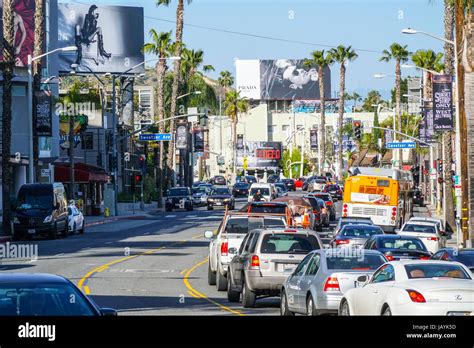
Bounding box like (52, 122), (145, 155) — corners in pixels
(362, 90), (383, 111)
(390, 77), (408, 105)
(281, 148), (311, 178)
(224, 91), (249, 172)
(411, 49), (444, 100)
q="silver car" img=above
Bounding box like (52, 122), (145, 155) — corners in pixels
(280, 249), (387, 316)
(227, 228), (323, 308)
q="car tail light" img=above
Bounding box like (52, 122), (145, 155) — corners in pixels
(419, 256), (430, 260)
(336, 239), (350, 245)
(251, 255), (260, 269)
(221, 241), (228, 256)
(338, 190), (342, 195)
(385, 252), (394, 261)
(427, 237), (439, 241)
(323, 277), (340, 292)
(326, 201), (333, 206)
(284, 229), (297, 233)
(406, 289), (426, 303)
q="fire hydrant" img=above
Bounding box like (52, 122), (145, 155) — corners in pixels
(104, 207), (110, 217)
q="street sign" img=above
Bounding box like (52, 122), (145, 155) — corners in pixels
(139, 133), (171, 142)
(454, 175), (461, 186)
(41, 169), (50, 177)
(386, 142), (416, 149)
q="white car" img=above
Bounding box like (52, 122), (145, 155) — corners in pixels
(67, 205), (84, 234)
(339, 260), (474, 316)
(248, 183), (275, 203)
(409, 217), (445, 235)
(398, 221), (445, 254)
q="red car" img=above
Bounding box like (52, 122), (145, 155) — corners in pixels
(294, 177), (306, 189)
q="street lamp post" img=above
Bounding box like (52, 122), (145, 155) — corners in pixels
(27, 46), (77, 183)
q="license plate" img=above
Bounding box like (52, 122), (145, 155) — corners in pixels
(215, 202), (222, 205)
(278, 264), (294, 272)
(28, 229), (35, 234)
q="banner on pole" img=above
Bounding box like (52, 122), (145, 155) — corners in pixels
(432, 74), (453, 131)
(310, 129), (318, 150)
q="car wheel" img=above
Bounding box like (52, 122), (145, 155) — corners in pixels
(216, 265), (227, 291)
(280, 289), (294, 316)
(207, 263), (216, 285)
(382, 306), (392, 316)
(242, 279), (256, 308)
(339, 299), (350, 316)
(227, 274), (240, 302)
(79, 224), (85, 234)
(306, 295), (318, 316)
(49, 223), (58, 240)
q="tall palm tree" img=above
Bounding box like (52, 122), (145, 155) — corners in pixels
(411, 50), (444, 100)
(224, 91), (249, 177)
(143, 29), (173, 207)
(379, 43), (411, 167)
(32, 0), (45, 181)
(156, 0), (192, 186)
(351, 92), (362, 110)
(180, 48), (214, 82)
(2, 0), (15, 236)
(328, 45), (358, 180)
(304, 50), (333, 174)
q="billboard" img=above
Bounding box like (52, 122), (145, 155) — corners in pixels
(58, 3), (144, 74)
(236, 142), (282, 169)
(0, 0), (36, 67)
(193, 127), (204, 152)
(236, 59), (331, 100)
(432, 75), (453, 131)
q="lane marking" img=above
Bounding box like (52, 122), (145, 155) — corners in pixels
(83, 286), (90, 295)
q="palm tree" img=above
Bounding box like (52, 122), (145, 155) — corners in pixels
(328, 45), (358, 180)
(379, 43), (411, 167)
(156, 0), (192, 186)
(180, 48), (215, 82)
(2, 0), (15, 236)
(304, 50), (334, 174)
(224, 91), (249, 177)
(411, 50), (444, 100)
(351, 92), (362, 111)
(218, 70), (234, 113)
(143, 29), (173, 207)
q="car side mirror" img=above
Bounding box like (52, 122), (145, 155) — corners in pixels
(355, 275), (369, 287)
(204, 230), (214, 239)
(229, 247), (237, 254)
(100, 308), (118, 316)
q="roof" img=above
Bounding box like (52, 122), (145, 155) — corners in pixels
(0, 273), (69, 284)
(403, 221), (438, 226)
(371, 234), (422, 240)
(249, 201), (288, 206)
(410, 217), (442, 224)
(390, 259), (464, 266)
(320, 248), (383, 255)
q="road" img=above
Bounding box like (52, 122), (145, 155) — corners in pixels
(0, 192), (431, 316)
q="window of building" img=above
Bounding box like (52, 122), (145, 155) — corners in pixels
(82, 132), (93, 150)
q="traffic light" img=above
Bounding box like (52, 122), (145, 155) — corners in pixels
(437, 159), (443, 174)
(354, 121), (362, 140)
(138, 154), (146, 173)
(135, 174), (143, 184)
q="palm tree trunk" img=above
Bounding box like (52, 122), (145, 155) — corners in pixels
(319, 67), (326, 174)
(32, 0), (44, 182)
(337, 64), (346, 180)
(156, 58), (166, 207)
(166, 0), (185, 187)
(2, 0), (15, 236)
(395, 60), (403, 167)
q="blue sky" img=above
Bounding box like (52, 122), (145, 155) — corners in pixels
(70, 0), (445, 99)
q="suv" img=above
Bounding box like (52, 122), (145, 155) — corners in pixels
(307, 179), (327, 193)
(207, 186), (235, 210)
(210, 175), (227, 185)
(165, 187), (193, 212)
(309, 192), (336, 221)
(205, 213), (288, 291)
(304, 196), (329, 231)
(227, 228), (322, 307)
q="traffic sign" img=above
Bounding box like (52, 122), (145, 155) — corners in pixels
(386, 142), (416, 149)
(454, 175), (461, 186)
(139, 133), (171, 141)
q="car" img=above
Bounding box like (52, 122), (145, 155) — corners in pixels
(363, 235), (432, 260)
(207, 186), (235, 210)
(165, 187), (193, 212)
(413, 188), (424, 207)
(244, 175), (257, 184)
(409, 217), (446, 236)
(192, 181), (207, 188)
(307, 179), (327, 193)
(227, 228), (323, 307)
(295, 177), (306, 189)
(248, 183), (275, 202)
(334, 217), (374, 236)
(302, 176), (327, 191)
(267, 174), (280, 183)
(0, 273), (117, 316)
(232, 182), (250, 197)
(281, 249), (387, 316)
(210, 175), (227, 186)
(245, 201), (291, 216)
(304, 196), (329, 231)
(67, 204), (84, 235)
(431, 248), (474, 273)
(12, 183), (69, 240)
(192, 185), (211, 206)
(281, 178), (296, 191)
(398, 221), (446, 254)
(330, 224), (385, 249)
(308, 192), (336, 221)
(274, 183), (289, 197)
(205, 212), (289, 291)
(322, 184), (343, 201)
(339, 260), (474, 316)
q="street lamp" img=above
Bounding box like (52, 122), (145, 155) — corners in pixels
(401, 64), (441, 76)
(373, 73), (395, 79)
(27, 46), (77, 183)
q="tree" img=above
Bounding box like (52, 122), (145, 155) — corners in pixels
(390, 77), (408, 105)
(218, 70), (234, 113)
(304, 50), (334, 174)
(2, 0), (15, 236)
(351, 92), (362, 111)
(362, 90), (383, 111)
(328, 45), (358, 180)
(380, 43), (411, 167)
(281, 148), (311, 178)
(156, 0), (193, 186)
(143, 29), (173, 207)
(411, 49), (444, 100)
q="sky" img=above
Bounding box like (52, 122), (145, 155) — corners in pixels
(69, 0), (445, 99)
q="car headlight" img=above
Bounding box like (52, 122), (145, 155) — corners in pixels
(13, 217), (19, 224)
(43, 215), (53, 223)
(208, 198), (214, 202)
(224, 198), (230, 202)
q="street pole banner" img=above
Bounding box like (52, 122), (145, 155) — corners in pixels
(384, 129), (392, 144)
(35, 91), (52, 137)
(176, 121), (189, 150)
(236, 134), (244, 150)
(419, 121), (429, 148)
(424, 106), (437, 143)
(120, 77), (134, 128)
(310, 129), (318, 149)
(193, 127), (204, 152)
(432, 74), (453, 131)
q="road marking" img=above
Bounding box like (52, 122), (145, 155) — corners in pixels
(183, 258), (244, 316)
(83, 286), (90, 295)
(180, 269), (187, 275)
(165, 215), (177, 218)
(188, 290), (200, 299)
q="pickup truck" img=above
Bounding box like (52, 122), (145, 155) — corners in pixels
(205, 212), (288, 291)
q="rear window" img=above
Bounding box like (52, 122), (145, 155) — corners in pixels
(169, 188), (189, 196)
(249, 205), (286, 214)
(211, 188), (231, 195)
(224, 217), (285, 234)
(341, 226), (383, 238)
(341, 220), (373, 227)
(250, 188), (270, 196)
(402, 224), (436, 233)
(326, 185), (339, 191)
(326, 254), (386, 270)
(378, 238), (427, 251)
(260, 233), (320, 254)
(405, 264), (471, 279)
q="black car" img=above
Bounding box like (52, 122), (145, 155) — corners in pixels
(323, 184), (343, 200)
(267, 174), (280, 183)
(207, 187), (235, 210)
(0, 273), (117, 316)
(413, 188), (424, 207)
(165, 187), (193, 212)
(232, 182), (250, 197)
(12, 183), (69, 240)
(309, 192), (336, 221)
(281, 178), (296, 191)
(210, 175), (227, 186)
(363, 234), (432, 260)
(431, 248), (474, 272)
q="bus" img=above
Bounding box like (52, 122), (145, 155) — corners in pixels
(342, 173), (413, 233)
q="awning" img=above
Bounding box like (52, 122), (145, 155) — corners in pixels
(54, 161), (109, 183)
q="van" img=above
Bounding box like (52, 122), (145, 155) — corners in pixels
(247, 183), (276, 203)
(12, 183), (69, 240)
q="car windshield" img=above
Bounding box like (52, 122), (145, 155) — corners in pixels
(326, 185), (339, 191)
(169, 188), (189, 196)
(211, 188), (230, 195)
(224, 217), (285, 234)
(379, 238), (427, 251)
(402, 224), (436, 233)
(341, 226), (383, 238)
(341, 219), (373, 227)
(326, 254), (386, 270)
(260, 233), (320, 254)
(250, 188), (270, 196)
(15, 189), (52, 211)
(405, 264), (471, 279)
(249, 205), (286, 214)
(0, 283), (96, 316)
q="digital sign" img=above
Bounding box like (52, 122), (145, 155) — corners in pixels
(236, 142), (282, 169)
